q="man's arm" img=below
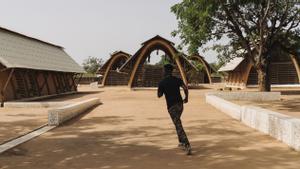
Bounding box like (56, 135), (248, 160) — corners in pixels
(181, 83), (189, 103)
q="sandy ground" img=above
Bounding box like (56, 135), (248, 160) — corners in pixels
(0, 108), (48, 143)
(234, 89), (300, 118)
(1, 86), (300, 169)
(0, 86), (101, 144)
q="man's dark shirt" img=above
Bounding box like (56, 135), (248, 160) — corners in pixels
(158, 76), (183, 109)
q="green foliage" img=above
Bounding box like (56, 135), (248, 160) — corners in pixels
(210, 61), (225, 71)
(155, 55), (174, 66)
(210, 61), (226, 77)
(172, 0), (300, 91)
(82, 56), (103, 74)
(191, 60), (204, 71)
(171, 0), (300, 63)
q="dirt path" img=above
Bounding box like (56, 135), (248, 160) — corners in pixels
(0, 108), (48, 143)
(1, 87), (300, 169)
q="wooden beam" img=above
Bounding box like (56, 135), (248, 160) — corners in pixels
(39, 73), (47, 92)
(10, 74), (17, 99)
(243, 62), (254, 87)
(0, 69), (14, 106)
(52, 73), (59, 94)
(101, 53), (130, 86)
(57, 73), (65, 93)
(291, 54), (300, 83)
(34, 71), (41, 96)
(43, 72), (50, 95)
(77, 74), (83, 86)
(190, 55), (213, 84)
(67, 74), (73, 91)
(71, 74), (77, 91)
(22, 70), (30, 97)
(2, 69), (15, 93)
(62, 73), (70, 92)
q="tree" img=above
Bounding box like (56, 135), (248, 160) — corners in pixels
(82, 56), (103, 74)
(171, 0), (300, 91)
(155, 55), (174, 66)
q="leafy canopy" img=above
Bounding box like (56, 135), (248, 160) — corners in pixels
(82, 56), (103, 74)
(171, 0), (300, 65)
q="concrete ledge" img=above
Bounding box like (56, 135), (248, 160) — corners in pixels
(206, 94), (300, 151)
(206, 92), (281, 101)
(4, 102), (71, 108)
(48, 98), (101, 126)
(247, 84), (300, 88)
(11, 91), (78, 102)
(206, 95), (241, 120)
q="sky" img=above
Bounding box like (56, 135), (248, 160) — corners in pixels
(0, 0), (218, 65)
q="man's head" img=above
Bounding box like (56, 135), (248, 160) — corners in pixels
(164, 64), (173, 76)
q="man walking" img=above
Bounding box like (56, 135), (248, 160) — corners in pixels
(157, 64), (192, 155)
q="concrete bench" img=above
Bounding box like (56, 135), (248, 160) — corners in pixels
(206, 93), (300, 151)
(48, 98), (101, 126)
(206, 92), (281, 101)
(4, 102), (71, 108)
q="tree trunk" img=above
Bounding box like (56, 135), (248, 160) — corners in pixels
(257, 63), (271, 92)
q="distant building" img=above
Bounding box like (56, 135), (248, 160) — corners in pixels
(0, 27), (84, 105)
(219, 51), (300, 88)
(98, 51), (131, 86)
(119, 35), (213, 88)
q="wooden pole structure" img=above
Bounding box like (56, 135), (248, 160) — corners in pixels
(22, 70), (30, 97)
(0, 69), (14, 106)
(291, 54), (300, 83)
(42, 72), (50, 95)
(34, 71), (41, 96)
(71, 74), (77, 91)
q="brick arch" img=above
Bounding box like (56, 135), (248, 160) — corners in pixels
(125, 37), (187, 88)
(101, 52), (130, 86)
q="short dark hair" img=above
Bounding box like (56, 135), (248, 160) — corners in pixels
(164, 64), (173, 73)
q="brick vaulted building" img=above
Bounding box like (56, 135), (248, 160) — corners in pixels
(219, 52), (300, 89)
(0, 27), (84, 105)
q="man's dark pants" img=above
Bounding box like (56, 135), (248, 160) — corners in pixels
(168, 102), (190, 147)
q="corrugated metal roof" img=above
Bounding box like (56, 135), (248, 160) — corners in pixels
(0, 27), (84, 73)
(218, 57), (244, 72)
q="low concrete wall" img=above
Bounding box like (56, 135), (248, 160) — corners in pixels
(12, 91), (77, 102)
(48, 98), (101, 126)
(4, 102), (71, 108)
(206, 94), (300, 151)
(206, 95), (241, 120)
(206, 92), (281, 101)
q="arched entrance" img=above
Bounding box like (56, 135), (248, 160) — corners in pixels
(246, 54), (300, 86)
(99, 51), (131, 86)
(189, 55), (214, 84)
(120, 36), (188, 88)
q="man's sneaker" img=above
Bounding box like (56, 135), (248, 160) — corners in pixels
(185, 145), (192, 155)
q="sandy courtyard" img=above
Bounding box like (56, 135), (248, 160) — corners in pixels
(0, 108), (48, 143)
(1, 86), (300, 169)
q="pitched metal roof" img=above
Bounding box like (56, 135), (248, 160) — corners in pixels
(218, 57), (245, 72)
(0, 27), (84, 73)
